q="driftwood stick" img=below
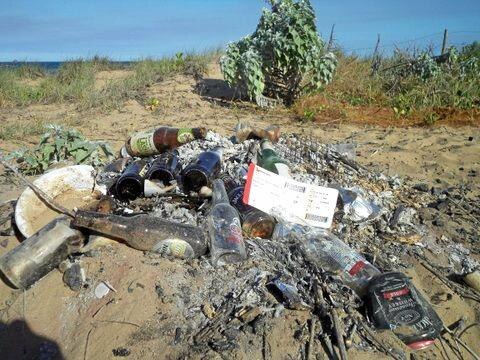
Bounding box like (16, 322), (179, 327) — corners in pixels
(0, 157), (75, 218)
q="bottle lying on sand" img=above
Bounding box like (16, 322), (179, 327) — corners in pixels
(72, 210), (208, 259)
(182, 148), (223, 193)
(234, 122), (281, 143)
(273, 223), (380, 295)
(367, 272), (443, 350)
(221, 175), (276, 239)
(207, 179), (247, 266)
(146, 151), (182, 186)
(125, 126), (207, 157)
(257, 140), (291, 178)
(0, 216), (85, 290)
(114, 160), (148, 201)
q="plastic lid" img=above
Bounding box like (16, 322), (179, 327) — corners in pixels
(407, 339), (435, 350)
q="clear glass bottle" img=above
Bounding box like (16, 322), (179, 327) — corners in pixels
(221, 175), (276, 239)
(182, 148), (223, 193)
(273, 223), (380, 295)
(125, 126), (207, 157)
(207, 179), (247, 266)
(72, 210), (207, 259)
(367, 272), (443, 350)
(257, 140), (291, 178)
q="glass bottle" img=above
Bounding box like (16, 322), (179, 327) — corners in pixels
(207, 179), (247, 266)
(114, 160), (148, 201)
(235, 122), (280, 143)
(182, 148), (223, 193)
(72, 210), (208, 259)
(125, 126), (207, 157)
(367, 272), (443, 350)
(257, 140), (291, 178)
(222, 175), (276, 239)
(146, 151), (182, 186)
(0, 216), (85, 290)
(273, 223), (380, 295)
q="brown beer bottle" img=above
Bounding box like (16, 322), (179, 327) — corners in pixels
(125, 126), (207, 157)
(222, 175), (276, 239)
(72, 210), (208, 259)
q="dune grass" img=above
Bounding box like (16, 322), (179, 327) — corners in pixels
(0, 52), (213, 110)
(295, 45), (480, 125)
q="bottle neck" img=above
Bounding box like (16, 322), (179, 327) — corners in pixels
(212, 179), (230, 205)
(192, 127), (207, 140)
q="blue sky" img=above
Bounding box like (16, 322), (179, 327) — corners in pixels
(1, 0), (479, 61)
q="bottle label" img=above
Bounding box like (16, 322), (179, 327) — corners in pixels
(243, 164), (338, 228)
(227, 221), (243, 244)
(177, 128), (194, 143)
(321, 240), (367, 275)
(152, 239), (194, 259)
(129, 130), (157, 156)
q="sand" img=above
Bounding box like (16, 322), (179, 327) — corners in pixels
(0, 62), (479, 359)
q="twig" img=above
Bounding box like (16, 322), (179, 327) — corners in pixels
(331, 308), (348, 360)
(457, 322), (480, 338)
(307, 317), (317, 360)
(0, 157), (75, 218)
(83, 326), (95, 360)
(356, 321), (404, 360)
(443, 325), (480, 360)
(418, 258), (480, 302)
(94, 320), (140, 328)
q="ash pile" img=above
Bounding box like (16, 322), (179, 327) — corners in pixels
(1, 123), (479, 359)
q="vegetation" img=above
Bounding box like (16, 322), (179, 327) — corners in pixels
(7, 125), (114, 174)
(0, 52), (212, 110)
(296, 43), (480, 124)
(220, 0), (336, 105)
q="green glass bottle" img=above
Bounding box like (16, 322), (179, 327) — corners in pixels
(257, 140), (291, 178)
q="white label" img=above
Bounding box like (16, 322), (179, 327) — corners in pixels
(243, 164), (338, 228)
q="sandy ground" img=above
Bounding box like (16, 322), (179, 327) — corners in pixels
(0, 63), (479, 359)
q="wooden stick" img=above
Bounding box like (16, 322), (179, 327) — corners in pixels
(0, 157), (75, 218)
(332, 308), (348, 360)
(307, 317), (317, 360)
(443, 325), (480, 360)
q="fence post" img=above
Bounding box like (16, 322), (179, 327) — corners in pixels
(371, 34), (381, 75)
(441, 29), (448, 54)
(327, 24), (335, 50)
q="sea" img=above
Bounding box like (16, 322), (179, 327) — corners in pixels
(0, 61), (132, 72)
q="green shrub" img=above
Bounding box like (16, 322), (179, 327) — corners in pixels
(220, 0), (336, 105)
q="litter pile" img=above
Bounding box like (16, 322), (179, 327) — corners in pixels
(0, 123), (479, 359)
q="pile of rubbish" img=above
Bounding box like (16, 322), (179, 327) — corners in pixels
(0, 123), (479, 358)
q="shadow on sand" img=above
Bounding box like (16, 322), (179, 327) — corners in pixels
(194, 78), (247, 107)
(0, 320), (64, 360)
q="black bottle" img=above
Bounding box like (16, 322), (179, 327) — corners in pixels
(115, 160), (148, 200)
(367, 272), (443, 350)
(181, 148), (222, 193)
(146, 151), (182, 185)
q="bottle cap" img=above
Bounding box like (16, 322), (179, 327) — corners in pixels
(407, 339), (435, 350)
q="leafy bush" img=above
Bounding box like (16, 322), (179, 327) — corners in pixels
(8, 125), (114, 174)
(220, 0), (336, 105)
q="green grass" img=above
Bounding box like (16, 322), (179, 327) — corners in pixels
(0, 118), (46, 141)
(0, 52), (214, 110)
(323, 45), (480, 113)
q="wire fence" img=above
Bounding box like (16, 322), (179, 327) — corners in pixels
(339, 30), (480, 55)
